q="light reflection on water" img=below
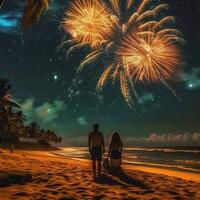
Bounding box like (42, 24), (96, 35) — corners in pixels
(55, 147), (200, 173)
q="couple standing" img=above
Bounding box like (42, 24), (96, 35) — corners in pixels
(88, 124), (123, 178)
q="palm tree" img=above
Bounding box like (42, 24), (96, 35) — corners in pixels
(15, 111), (25, 124)
(0, 80), (21, 143)
(45, 129), (51, 142)
(0, 79), (20, 113)
(56, 136), (62, 144)
(27, 121), (40, 142)
(0, 108), (20, 143)
(18, 126), (28, 142)
(22, 0), (50, 30)
(0, 0), (5, 9)
(22, 125), (31, 142)
(14, 111), (26, 141)
(0, 80), (63, 145)
(6, 108), (21, 142)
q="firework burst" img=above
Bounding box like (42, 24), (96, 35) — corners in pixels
(62, 0), (113, 48)
(117, 26), (180, 83)
(62, 0), (183, 106)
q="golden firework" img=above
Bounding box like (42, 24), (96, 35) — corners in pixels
(117, 26), (180, 83)
(62, 0), (182, 105)
(62, 0), (113, 48)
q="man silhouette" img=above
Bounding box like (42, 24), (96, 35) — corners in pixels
(88, 124), (105, 178)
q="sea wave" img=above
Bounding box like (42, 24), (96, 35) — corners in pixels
(124, 147), (200, 153)
(55, 147), (200, 173)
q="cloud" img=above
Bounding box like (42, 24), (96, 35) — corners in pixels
(124, 132), (200, 146)
(77, 116), (88, 126)
(36, 101), (65, 123)
(0, 12), (21, 34)
(62, 132), (200, 146)
(182, 67), (200, 90)
(21, 98), (65, 126)
(138, 92), (154, 104)
(20, 98), (34, 118)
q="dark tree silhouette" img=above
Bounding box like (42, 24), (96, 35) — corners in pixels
(0, 79), (62, 145)
(0, 80), (21, 143)
(0, 79), (20, 114)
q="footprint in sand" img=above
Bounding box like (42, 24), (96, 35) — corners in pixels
(33, 177), (49, 183)
(166, 189), (179, 196)
(91, 194), (106, 200)
(150, 198), (161, 200)
(14, 191), (29, 197)
(140, 189), (155, 195)
(59, 197), (76, 200)
(63, 175), (70, 181)
(70, 183), (79, 187)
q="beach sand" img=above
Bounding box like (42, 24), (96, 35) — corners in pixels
(0, 150), (200, 200)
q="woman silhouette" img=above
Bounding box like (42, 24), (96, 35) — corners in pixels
(108, 132), (123, 170)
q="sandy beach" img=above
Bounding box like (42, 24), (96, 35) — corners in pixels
(0, 150), (200, 200)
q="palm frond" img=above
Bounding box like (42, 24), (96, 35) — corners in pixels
(0, 102), (8, 119)
(2, 99), (21, 108)
(22, 0), (50, 30)
(0, 0), (5, 9)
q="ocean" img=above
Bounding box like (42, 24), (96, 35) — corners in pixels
(55, 146), (200, 173)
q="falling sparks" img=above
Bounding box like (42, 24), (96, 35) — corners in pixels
(62, 0), (113, 48)
(62, 0), (183, 106)
(117, 26), (180, 83)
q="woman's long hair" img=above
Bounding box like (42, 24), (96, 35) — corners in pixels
(110, 132), (123, 147)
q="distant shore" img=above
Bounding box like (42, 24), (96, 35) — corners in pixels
(0, 149), (200, 199)
(0, 142), (60, 151)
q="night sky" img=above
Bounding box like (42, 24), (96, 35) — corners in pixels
(0, 0), (200, 143)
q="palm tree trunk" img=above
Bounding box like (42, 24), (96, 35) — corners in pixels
(1, 126), (6, 144)
(0, 0), (5, 9)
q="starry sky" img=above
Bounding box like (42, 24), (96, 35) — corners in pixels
(0, 0), (200, 144)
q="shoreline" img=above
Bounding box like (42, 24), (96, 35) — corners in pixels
(0, 142), (60, 151)
(124, 163), (200, 183)
(60, 157), (200, 183)
(0, 149), (200, 199)
(3, 147), (199, 183)
(51, 151), (200, 183)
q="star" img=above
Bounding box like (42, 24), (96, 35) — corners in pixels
(188, 83), (193, 89)
(1, 0), (200, 145)
(53, 75), (58, 81)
